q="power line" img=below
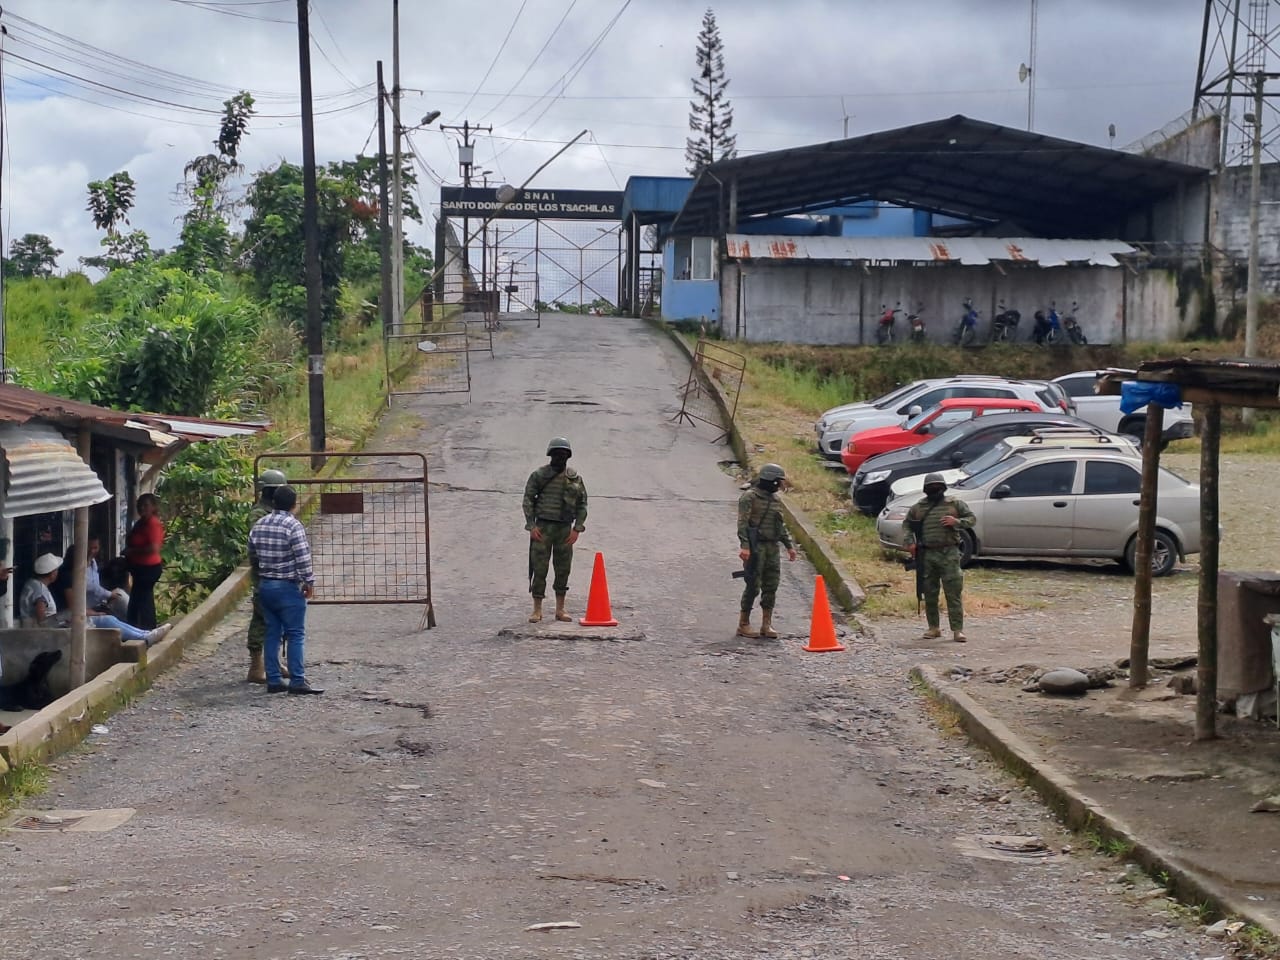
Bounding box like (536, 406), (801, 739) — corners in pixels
(478, 0), (579, 123)
(309, 1), (363, 91)
(161, 0), (294, 24)
(457, 0), (530, 119)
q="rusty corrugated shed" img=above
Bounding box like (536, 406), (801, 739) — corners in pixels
(723, 235), (1135, 266)
(0, 422), (111, 518)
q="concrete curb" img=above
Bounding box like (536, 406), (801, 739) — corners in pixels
(657, 323), (866, 611)
(0, 568), (252, 769)
(912, 663), (1280, 937)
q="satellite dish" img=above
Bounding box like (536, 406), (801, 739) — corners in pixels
(1018, 63), (1030, 84)
(495, 183), (518, 204)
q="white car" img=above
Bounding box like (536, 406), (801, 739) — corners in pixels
(877, 442), (1200, 576)
(1052, 370), (1195, 445)
(814, 376), (1074, 460)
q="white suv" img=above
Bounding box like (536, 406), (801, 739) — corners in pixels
(815, 376), (1074, 460)
(1052, 371), (1194, 445)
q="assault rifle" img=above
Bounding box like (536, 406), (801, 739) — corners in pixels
(904, 518), (925, 615)
(731, 526), (760, 591)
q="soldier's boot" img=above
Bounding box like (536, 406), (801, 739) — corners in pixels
(246, 650), (266, 684)
(737, 612), (760, 638)
(554, 593), (572, 622)
(759, 609), (780, 639)
(529, 598), (543, 623)
(922, 626), (943, 639)
(952, 631), (967, 643)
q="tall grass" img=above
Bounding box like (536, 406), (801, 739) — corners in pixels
(4, 274), (97, 377)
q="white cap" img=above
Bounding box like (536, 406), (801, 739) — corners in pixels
(34, 553), (63, 575)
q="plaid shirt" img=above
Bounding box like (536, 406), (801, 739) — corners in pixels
(248, 510), (314, 584)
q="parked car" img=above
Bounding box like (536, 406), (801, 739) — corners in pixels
(883, 431), (1142, 506)
(815, 376), (1075, 460)
(1052, 370), (1195, 444)
(849, 412), (1107, 515)
(839, 397), (1041, 475)
(877, 441), (1199, 576)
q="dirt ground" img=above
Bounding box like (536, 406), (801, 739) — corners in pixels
(0, 318), (1252, 959)
(891, 449), (1280, 931)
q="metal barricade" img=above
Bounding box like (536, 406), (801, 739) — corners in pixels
(385, 320), (472, 402)
(673, 338), (747, 443)
(253, 452), (435, 629)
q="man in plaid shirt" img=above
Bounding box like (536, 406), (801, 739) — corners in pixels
(248, 485), (322, 695)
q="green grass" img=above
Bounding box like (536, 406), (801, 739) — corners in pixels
(4, 273), (98, 377)
(0, 761), (50, 815)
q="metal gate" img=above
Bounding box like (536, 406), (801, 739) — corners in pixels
(385, 319), (473, 402)
(673, 339), (747, 443)
(253, 452), (435, 629)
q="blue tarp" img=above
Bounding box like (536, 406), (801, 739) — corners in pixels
(1120, 380), (1184, 414)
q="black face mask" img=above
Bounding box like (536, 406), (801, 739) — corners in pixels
(925, 487), (945, 502)
(549, 454), (570, 474)
(758, 479), (781, 494)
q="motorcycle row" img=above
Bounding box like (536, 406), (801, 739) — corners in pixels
(874, 298), (1089, 346)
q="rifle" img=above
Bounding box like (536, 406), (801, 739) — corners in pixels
(731, 526), (760, 592)
(904, 518), (925, 615)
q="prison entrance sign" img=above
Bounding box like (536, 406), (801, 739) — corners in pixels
(253, 452), (435, 629)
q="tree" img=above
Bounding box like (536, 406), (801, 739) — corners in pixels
(175, 92), (256, 274)
(86, 171), (137, 236)
(685, 8), (737, 175)
(8, 233), (62, 277)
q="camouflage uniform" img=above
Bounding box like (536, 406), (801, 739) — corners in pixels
(523, 466), (588, 599)
(903, 494), (975, 632)
(246, 495), (273, 655)
(737, 487), (793, 614)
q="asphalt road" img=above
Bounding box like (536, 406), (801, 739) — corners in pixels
(1, 316), (1228, 959)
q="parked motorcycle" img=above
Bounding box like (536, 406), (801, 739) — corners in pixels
(1063, 300), (1088, 345)
(875, 302), (902, 345)
(991, 300), (1021, 342)
(906, 302), (927, 343)
(1032, 302), (1063, 345)
(953, 297), (980, 346)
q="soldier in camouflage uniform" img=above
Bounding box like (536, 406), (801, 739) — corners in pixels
(902, 472), (975, 643)
(737, 463), (797, 638)
(245, 469), (288, 683)
(523, 437), (588, 623)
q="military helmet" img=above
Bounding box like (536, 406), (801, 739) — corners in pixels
(546, 437), (572, 456)
(922, 472), (947, 489)
(259, 468), (288, 487)
(758, 463), (786, 482)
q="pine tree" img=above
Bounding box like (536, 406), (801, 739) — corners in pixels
(685, 8), (736, 175)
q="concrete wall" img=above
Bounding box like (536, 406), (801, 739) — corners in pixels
(1213, 163), (1280, 292)
(720, 261), (1200, 345)
(0, 627), (140, 699)
(1140, 114), (1222, 170)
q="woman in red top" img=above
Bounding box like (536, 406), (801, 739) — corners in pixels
(125, 492), (165, 629)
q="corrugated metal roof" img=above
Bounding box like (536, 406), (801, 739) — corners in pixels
(724, 235), (1135, 267)
(0, 422), (111, 519)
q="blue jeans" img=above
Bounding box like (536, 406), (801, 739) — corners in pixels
(259, 578), (307, 687)
(90, 614), (150, 644)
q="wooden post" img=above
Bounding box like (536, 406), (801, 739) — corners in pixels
(70, 426), (91, 689)
(1128, 405), (1165, 688)
(1196, 403), (1221, 741)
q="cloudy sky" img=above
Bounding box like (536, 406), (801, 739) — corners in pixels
(1, 0), (1207, 269)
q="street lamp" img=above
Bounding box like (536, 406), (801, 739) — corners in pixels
(393, 109), (442, 332)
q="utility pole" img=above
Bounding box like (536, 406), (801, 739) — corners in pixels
(377, 61), (394, 336)
(1244, 70), (1264, 424)
(391, 0), (404, 333)
(441, 120), (492, 293)
(296, 0), (326, 463)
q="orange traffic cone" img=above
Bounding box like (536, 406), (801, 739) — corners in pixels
(803, 575), (845, 653)
(578, 552), (619, 627)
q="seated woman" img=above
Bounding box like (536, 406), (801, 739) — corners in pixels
(58, 537), (131, 622)
(21, 554), (171, 646)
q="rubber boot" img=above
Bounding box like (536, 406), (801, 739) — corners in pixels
(246, 650), (266, 684)
(760, 609), (779, 639)
(554, 593), (572, 622)
(529, 598), (543, 623)
(737, 612), (759, 638)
